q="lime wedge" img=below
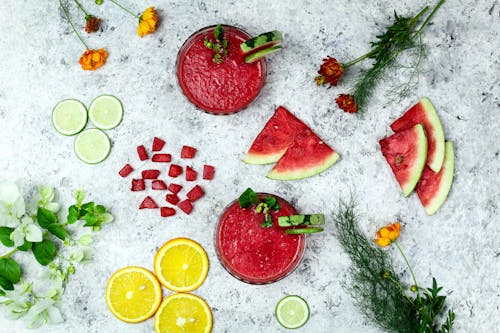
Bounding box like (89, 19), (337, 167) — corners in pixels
(285, 227), (324, 235)
(52, 99), (88, 136)
(88, 95), (123, 130)
(74, 128), (111, 164)
(275, 295), (310, 329)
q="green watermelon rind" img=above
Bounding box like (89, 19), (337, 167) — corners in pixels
(243, 149), (287, 165)
(401, 124), (428, 196)
(266, 152), (340, 180)
(418, 141), (454, 215)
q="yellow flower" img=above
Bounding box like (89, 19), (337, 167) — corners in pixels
(374, 222), (401, 247)
(79, 48), (108, 71)
(137, 7), (159, 37)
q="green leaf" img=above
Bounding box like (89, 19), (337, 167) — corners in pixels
(0, 227), (15, 247)
(83, 213), (98, 227)
(262, 197), (277, 208)
(47, 224), (67, 241)
(32, 239), (57, 266)
(80, 202), (94, 216)
(0, 275), (13, 291)
(0, 258), (21, 283)
(0, 288), (5, 296)
(73, 189), (86, 205)
(214, 24), (224, 41)
(260, 213), (273, 228)
(37, 207), (57, 228)
(95, 205), (106, 214)
(67, 205), (80, 224)
(238, 188), (259, 208)
(17, 241), (32, 251)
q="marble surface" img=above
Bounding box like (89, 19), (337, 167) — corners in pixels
(0, 0), (499, 332)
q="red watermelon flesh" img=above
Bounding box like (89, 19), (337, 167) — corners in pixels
(390, 97), (445, 173)
(379, 124), (428, 197)
(243, 106), (308, 164)
(267, 128), (340, 180)
(416, 141), (454, 215)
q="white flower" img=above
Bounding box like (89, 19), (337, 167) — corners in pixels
(0, 283), (32, 320)
(38, 186), (60, 213)
(24, 298), (63, 328)
(78, 234), (93, 246)
(41, 266), (65, 290)
(10, 216), (43, 247)
(0, 181), (25, 227)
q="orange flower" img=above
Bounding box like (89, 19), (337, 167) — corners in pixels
(315, 57), (343, 86)
(85, 16), (101, 33)
(375, 222), (401, 247)
(335, 94), (357, 113)
(137, 7), (159, 37)
(79, 48), (108, 70)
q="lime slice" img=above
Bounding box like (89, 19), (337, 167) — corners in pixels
(88, 95), (123, 130)
(74, 128), (111, 164)
(285, 227), (324, 235)
(52, 99), (88, 136)
(275, 295), (310, 329)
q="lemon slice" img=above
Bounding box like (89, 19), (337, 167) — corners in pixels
(74, 128), (111, 164)
(88, 95), (123, 130)
(154, 238), (209, 292)
(52, 99), (88, 136)
(105, 266), (162, 323)
(275, 295), (310, 329)
(154, 293), (212, 333)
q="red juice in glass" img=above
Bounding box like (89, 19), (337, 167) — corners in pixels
(176, 25), (266, 115)
(215, 194), (305, 284)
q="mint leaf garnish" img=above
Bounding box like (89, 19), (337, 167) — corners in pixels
(239, 188), (259, 208)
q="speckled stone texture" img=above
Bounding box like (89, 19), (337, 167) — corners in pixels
(0, 0), (499, 332)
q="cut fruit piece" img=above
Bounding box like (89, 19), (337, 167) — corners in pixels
(278, 214), (325, 227)
(390, 97), (445, 172)
(74, 128), (111, 164)
(152, 179), (167, 190)
(106, 266), (162, 323)
(137, 145), (148, 161)
(181, 145), (197, 159)
(141, 169), (160, 179)
(186, 166), (197, 181)
(152, 154), (171, 163)
(244, 45), (283, 63)
(154, 293), (212, 333)
(240, 30), (283, 54)
(88, 95), (123, 130)
(168, 183), (183, 194)
(152, 137), (166, 151)
(166, 194), (180, 205)
(275, 295), (310, 329)
(52, 99), (88, 136)
(267, 129), (340, 180)
(416, 141), (454, 215)
(379, 124), (428, 197)
(139, 196), (158, 209)
(131, 179), (146, 191)
(118, 164), (134, 178)
(186, 185), (204, 202)
(153, 238), (209, 292)
(285, 227), (324, 235)
(178, 200), (193, 215)
(168, 164), (183, 178)
(244, 106), (308, 164)
(160, 207), (176, 217)
(202, 165), (215, 180)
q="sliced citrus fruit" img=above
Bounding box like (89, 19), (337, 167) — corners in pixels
(88, 95), (123, 130)
(105, 266), (162, 323)
(154, 238), (209, 292)
(275, 295), (310, 329)
(74, 128), (111, 164)
(52, 99), (88, 136)
(154, 293), (212, 333)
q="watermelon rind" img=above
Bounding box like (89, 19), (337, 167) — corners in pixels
(267, 152), (339, 180)
(243, 148), (288, 165)
(391, 97), (445, 173)
(416, 141), (454, 215)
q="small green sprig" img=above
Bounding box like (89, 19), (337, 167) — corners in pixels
(204, 24), (228, 64)
(238, 188), (280, 228)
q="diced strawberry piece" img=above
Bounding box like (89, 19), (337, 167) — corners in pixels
(142, 169), (160, 179)
(118, 164), (134, 178)
(160, 207), (176, 217)
(152, 154), (172, 163)
(186, 166), (197, 181)
(139, 196), (158, 209)
(137, 145), (148, 161)
(168, 164), (183, 178)
(168, 183), (183, 194)
(166, 194), (180, 205)
(152, 137), (166, 151)
(186, 185), (204, 202)
(131, 179), (145, 191)
(181, 145), (197, 159)
(177, 200), (193, 215)
(202, 165), (215, 180)
(152, 179), (167, 190)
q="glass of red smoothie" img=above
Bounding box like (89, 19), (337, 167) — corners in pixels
(176, 25), (267, 115)
(215, 193), (306, 284)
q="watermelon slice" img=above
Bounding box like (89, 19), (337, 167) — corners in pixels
(166, 193), (180, 205)
(168, 164), (183, 178)
(185, 166), (197, 181)
(118, 164), (134, 178)
(152, 137), (165, 151)
(139, 196), (158, 209)
(141, 169), (160, 179)
(390, 97), (445, 172)
(152, 154), (172, 163)
(177, 200), (193, 215)
(131, 179), (145, 191)
(160, 207), (176, 217)
(416, 141), (454, 215)
(267, 128), (340, 180)
(243, 106), (308, 164)
(202, 165), (215, 180)
(137, 145), (148, 161)
(379, 124), (428, 197)
(152, 179), (167, 190)
(186, 185), (204, 202)
(181, 146), (197, 159)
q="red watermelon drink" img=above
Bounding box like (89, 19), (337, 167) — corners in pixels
(215, 193), (305, 284)
(176, 25), (266, 115)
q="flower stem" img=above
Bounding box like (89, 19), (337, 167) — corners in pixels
(108, 0), (140, 19)
(58, 0), (89, 49)
(414, 0), (446, 36)
(1, 248), (18, 259)
(342, 49), (377, 68)
(386, 274), (415, 305)
(394, 241), (419, 290)
(73, 0), (89, 17)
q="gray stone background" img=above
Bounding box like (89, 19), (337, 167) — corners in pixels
(0, 0), (499, 332)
